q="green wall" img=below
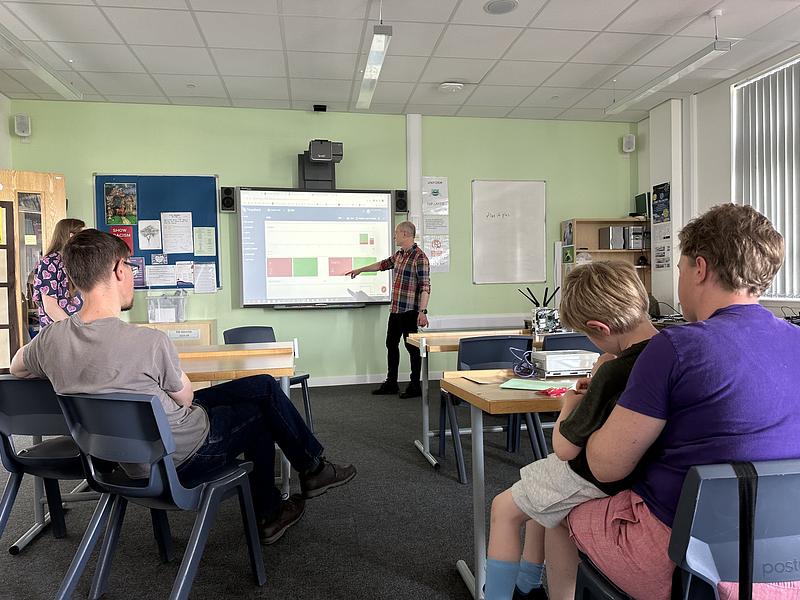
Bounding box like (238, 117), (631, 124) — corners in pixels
(10, 100), (635, 380)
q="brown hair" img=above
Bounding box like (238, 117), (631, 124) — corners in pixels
(679, 204), (784, 296)
(44, 218), (85, 257)
(559, 261), (649, 335)
(62, 229), (130, 292)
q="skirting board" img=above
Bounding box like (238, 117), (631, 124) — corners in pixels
(307, 372), (444, 388)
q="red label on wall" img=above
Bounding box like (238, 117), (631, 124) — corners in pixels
(110, 225), (133, 253)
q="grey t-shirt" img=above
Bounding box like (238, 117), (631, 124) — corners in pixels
(23, 315), (210, 477)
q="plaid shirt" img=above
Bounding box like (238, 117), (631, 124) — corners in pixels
(379, 243), (431, 313)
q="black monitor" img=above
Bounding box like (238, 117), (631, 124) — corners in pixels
(634, 192), (650, 217)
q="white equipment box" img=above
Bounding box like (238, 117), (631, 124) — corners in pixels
(532, 350), (599, 378)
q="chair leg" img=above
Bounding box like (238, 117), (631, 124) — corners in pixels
(151, 509), (174, 563)
(89, 496), (128, 600)
(55, 493), (114, 600)
(446, 395), (468, 484)
(524, 414), (542, 461)
(169, 490), (222, 600)
(237, 477), (267, 586)
(0, 473), (22, 539)
(43, 478), (67, 539)
(301, 380), (314, 432)
(438, 394), (448, 458)
(533, 413), (549, 456)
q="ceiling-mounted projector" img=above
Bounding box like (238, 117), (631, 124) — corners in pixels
(309, 139), (343, 163)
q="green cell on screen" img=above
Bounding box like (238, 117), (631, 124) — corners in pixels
(292, 257), (318, 277)
(359, 233), (369, 244)
(353, 256), (377, 276)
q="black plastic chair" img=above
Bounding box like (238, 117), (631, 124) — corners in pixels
(575, 459), (800, 599)
(542, 332), (601, 353)
(223, 326), (314, 431)
(439, 335), (538, 484)
(55, 391), (266, 600)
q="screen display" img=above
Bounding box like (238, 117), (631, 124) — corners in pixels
(239, 188), (393, 306)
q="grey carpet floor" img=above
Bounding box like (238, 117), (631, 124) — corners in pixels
(0, 383), (547, 600)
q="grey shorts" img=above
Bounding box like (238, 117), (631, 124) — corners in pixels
(510, 453), (608, 528)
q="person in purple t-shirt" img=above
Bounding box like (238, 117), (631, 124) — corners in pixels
(544, 204), (800, 600)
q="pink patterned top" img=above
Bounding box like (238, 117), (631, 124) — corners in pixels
(32, 252), (83, 328)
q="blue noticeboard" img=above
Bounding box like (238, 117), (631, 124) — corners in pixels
(94, 174), (221, 290)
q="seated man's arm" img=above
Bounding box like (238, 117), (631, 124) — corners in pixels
(10, 347), (34, 378)
(552, 391), (584, 460)
(167, 371), (194, 407)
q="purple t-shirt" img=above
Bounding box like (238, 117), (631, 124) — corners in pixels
(618, 304), (800, 526)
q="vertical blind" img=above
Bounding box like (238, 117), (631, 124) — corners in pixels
(734, 59), (800, 299)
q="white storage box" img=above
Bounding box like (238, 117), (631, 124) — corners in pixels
(147, 291), (188, 323)
(532, 350), (599, 377)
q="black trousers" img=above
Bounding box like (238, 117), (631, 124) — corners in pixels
(386, 310), (421, 384)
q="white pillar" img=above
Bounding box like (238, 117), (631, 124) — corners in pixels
(406, 113), (422, 236)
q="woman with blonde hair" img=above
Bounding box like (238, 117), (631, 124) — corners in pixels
(31, 218), (85, 328)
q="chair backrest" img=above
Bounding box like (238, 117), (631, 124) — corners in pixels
(457, 335), (533, 370)
(669, 459), (800, 591)
(223, 326), (276, 344)
(542, 332), (601, 353)
(56, 392), (194, 508)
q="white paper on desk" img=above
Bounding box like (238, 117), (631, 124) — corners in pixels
(193, 227), (216, 256)
(161, 212), (194, 254)
(145, 265), (177, 287)
(193, 263), (216, 293)
(137, 220), (162, 250)
(175, 261), (194, 286)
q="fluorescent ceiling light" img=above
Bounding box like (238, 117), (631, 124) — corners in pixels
(604, 40), (731, 115)
(0, 22), (83, 101)
(356, 24), (392, 110)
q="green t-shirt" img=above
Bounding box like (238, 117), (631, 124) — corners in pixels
(559, 339), (650, 495)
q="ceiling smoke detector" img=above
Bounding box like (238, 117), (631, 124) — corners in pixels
(438, 81), (465, 93)
(483, 0), (519, 15)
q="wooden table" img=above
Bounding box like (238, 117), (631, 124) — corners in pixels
(406, 329), (544, 469)
(440, 369), (570, 600)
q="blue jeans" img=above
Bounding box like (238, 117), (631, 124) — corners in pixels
(176, 374), (322, 518)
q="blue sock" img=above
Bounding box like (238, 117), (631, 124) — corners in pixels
(485, 558), (519, 600)
(516, 559), (545, 593)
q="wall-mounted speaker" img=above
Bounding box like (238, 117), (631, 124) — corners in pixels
(394, 189), (408, 212)
(13, 114), (31, 137)
(220, 186), (237, 212)
(622, 133), (636, 153)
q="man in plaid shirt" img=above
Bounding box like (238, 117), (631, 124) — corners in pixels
(346, 221), (431, 398)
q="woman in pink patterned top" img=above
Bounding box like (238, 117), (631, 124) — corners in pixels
(32, 218), (85, 328)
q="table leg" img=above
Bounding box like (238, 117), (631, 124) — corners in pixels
(413, 338), (439, 469)
(11, 436), (49, 555)
(279, 375), (292, 499)
(456, 405), (486, 600)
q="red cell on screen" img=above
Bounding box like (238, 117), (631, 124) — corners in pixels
(267, 258), (292, 277)
(328, 257), (353, 276)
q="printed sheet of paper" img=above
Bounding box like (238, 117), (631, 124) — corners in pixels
(175, 261), (194, 287)
(423, 215), (449, 235)
(423, 234), (450, 273)
(138, 220), (162, 250)
(160, 212), (193, 254)
(130, 257), (145, 287)
(192, 227), (216, 257)
(193, 263), (217, 293)
(145, 265), (177, 287)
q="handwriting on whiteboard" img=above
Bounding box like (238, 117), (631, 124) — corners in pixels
(485, 210), (512, 219)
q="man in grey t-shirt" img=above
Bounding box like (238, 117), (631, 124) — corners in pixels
(11, 229), (356, 545)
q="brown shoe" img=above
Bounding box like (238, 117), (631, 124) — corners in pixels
(259, 494), (306, 545)
(300, 458), (357, 499)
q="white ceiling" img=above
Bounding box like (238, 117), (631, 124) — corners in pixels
(0, 0), (797, 121)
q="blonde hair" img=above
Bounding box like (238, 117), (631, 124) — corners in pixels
(396, 221), (416, 237)
(45, 218), (85, 256)
(559, 261), (649, 335)
(679, 203), (783, 296)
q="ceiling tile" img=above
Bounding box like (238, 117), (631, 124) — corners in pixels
(458, 105), (513, 117)
(56, 71), (99, 94)
(506, 29), (595, 61)
(282, 0), (367, 19)
(4, 69), (60, 93)
(627, 91), (684, 111)
(189, 0), (278, 13)
(5, 3), (122, 43)
(80, 71), (162, 95)
(0, 71), (33, 93)
(368, 0), (457, 23)
(370, 81), (414, 104)
(37, 93), (68, 100)
(361, 21), (446, 57)
(679, 0), (800, 38)
(608, 0), (719, 35)
(465, 84), (535, 106)
(605, 65), (668, 89)
(103, 8), (203, 46)
(82, 94), (106, 101)
(288, 52), (356, 80)
(483, 60), (561, 85)
(104, 94), (169, 103)
(3, 92), (41, 99)
(532, 0), (632, 31)
(168, 96), (231, 107)
(450, 0), (547, 26)
(98, 0), (187, 7)
(521, 86), (591, 107)
(434, 24), (521, 59)
(507, 106), (563, 118)
(572, 32), (667, 65)
(10, 0), (92, 4)
(545, 63), (623, 87)
(153, 74), (226, 97)
(574, 88), (622, 109)
(635, 36), (712, 67)
(558, 108), (606, 121)
(704, 39), (797, 71)
(408, 82), (475, 105)
(291, 78), (353, 101)
(222, 76), (288, 99)
(604, 109), (649, 122)
(750, 6), (800, 42)
(405, 104), (459, 116)
(369, 55), (428, 82)
(211, 49), (285, 77)
(360, 103), (406, 114)
(49, 42), (144, 72)
(195, 12), (282, 50)
(0, 5), (37, 40)
(232, 98), (290, 109)
(283, 17), (364, 53)
(24, 42), (72, 70)
(132, 46), (216, 75)
(420, 57), (496, 84)
(0, 49), (25, 70)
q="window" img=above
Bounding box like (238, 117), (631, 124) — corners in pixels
(733, 58), (800, 299)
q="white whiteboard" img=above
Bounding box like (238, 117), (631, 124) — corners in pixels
(472, 180), (546, 284)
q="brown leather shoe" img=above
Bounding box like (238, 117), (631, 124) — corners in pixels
(300, 458), (357, 499)
(259, 494), (306, 545)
